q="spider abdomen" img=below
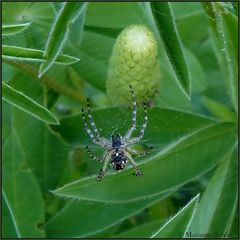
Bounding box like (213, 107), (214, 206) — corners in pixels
(110, 151), (127, 171)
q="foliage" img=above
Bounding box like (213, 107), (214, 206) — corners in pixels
(2, 2), (238, 238)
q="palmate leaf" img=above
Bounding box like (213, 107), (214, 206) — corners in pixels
(39, 2), (87, 77)
(2, 82), (59, 125)
(51, 105), (236, 202)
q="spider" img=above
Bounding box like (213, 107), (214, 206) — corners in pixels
(81, 85), (153, 182)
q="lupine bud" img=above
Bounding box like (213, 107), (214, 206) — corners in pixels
(106, 25), (160, 105)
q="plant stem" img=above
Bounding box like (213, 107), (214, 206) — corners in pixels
(3, 59), (85, 104)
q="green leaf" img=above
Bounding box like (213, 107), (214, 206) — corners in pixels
(2, 23), (31, 36)
(52, 121), (236, 203)
(202, 3), (238, 112)
(2, 3), (55, 27)
(2, 192), (18, 238)
(184, 48), (207, 93)
(51, 107), (215, 146)
(84, 25), (123, 38)
(152, 194), (199, 238)
(2, 45), (80, 65)
(114, 220), (163, 238)
(8, 74), (69, 193)
(39, 2), (87, 77)
(150, 2), (192, 98)
(2, 82), (59, 125)
(3, 133), (45, 237)
(202, 97), (236, 122)
(187, 147), (237, 237)
(12, 107), (69, 193)
(44, 192), (172, 238)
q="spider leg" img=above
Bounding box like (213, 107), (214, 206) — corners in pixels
(82, 108), (110, 148)
(127, 146), (153, 157)
(86, 100), (111, 147)
(87, 98), (101, 138)
(125, 151), (142, 178)
(96, 150), (112, 182)
(126, 102), (147, 145)
(123, 84), (137, 140)
(86, 146), (103, 162)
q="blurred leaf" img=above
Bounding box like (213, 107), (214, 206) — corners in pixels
(52, 122), (235, 203)
(184, 48), (207, 93)
(39, 2), (87, 77)
(187, 147), (237, 237)
(2, 82), (59, 125)
(152, 194), (199, 238)
(86, 2), (145, 28)
(71, 49), (108, 92)
(2, 45), (80, 65)
(2, 2), (55, 26)
(2, 23), (31, 36)
(3, 101), (12, 142)
(150, 2), (192, 98)
(171, 2), (204, 19)
(3, 133), (45, 237)
(45, 192), (171, 238)
(84, 25), (123, 38)
(203, 97), (236, 122)
(68, 4), (87, 46)
(202, 3), (238, 112)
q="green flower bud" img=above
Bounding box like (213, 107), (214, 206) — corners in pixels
(106, 25), (160, 105)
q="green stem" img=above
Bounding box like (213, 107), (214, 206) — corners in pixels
(3, 59), (85, 104)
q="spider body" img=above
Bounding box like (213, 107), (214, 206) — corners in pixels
(111, 151), (128, 171)
(111, 133), (122, 148)
(82, 85), (152, 182)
